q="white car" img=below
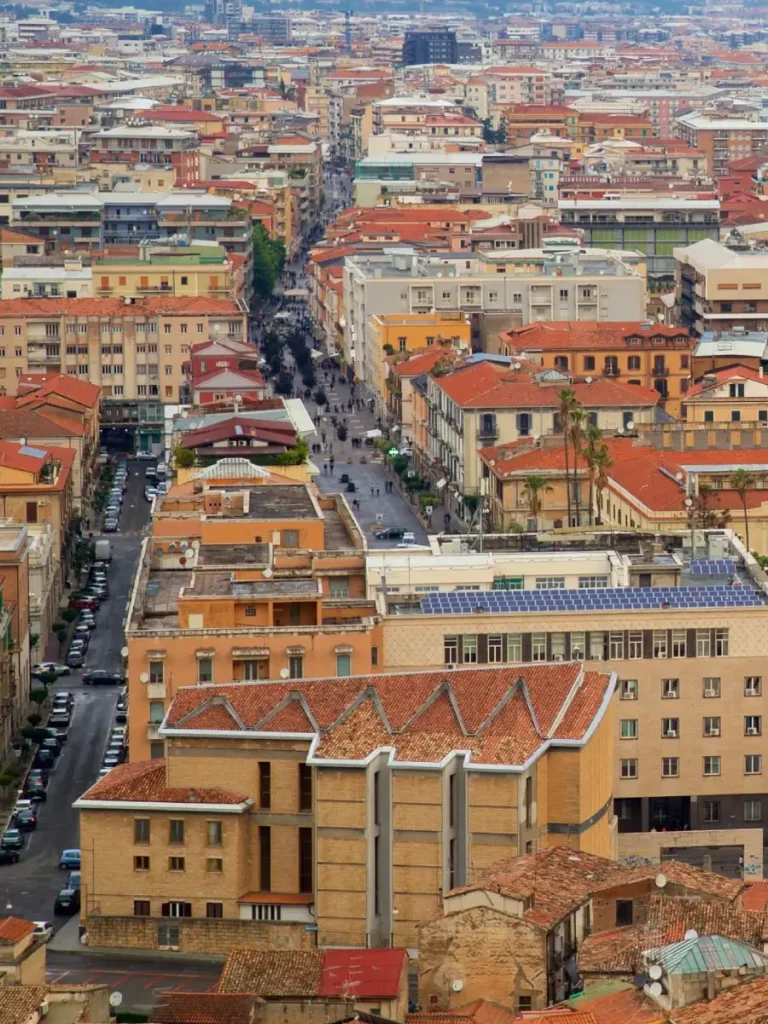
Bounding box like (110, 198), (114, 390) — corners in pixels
(32, 663), (69, 678)
(135, 451), (156, 461)
(33, 922), (53, 943)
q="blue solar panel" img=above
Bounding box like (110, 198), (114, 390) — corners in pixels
(690, 559), (736, 576)
(421, 584), (764, 616)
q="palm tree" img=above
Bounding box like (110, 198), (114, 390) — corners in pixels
(557, 388), (578, 525)
(569, 406), (586, 526)
(731, 468), (758, 552)
(582, 425), (603, 526)
(593, 445), (613, 525)
(523, 474), (554, 531)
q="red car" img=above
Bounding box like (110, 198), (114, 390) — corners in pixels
(69, 595), (99, 610)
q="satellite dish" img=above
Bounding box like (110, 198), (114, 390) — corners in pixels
(109, 993), (123, 1008)
(585, 376), (593, 383)
(139, 672), (149, 683)
(263, 567), (273, 578)
(168, 541), (177, 552)
(617, 426), (624, 434)
(648, 964), (663, 980)
(684, 929), (699, 941)
(648, 982), (662, 999)
(120, 646), (129, 658)
(451, 980), (464, 993)
(655, 873), (668, 889)
(280, 668), (290, 678)
(627, 420), (635, 430)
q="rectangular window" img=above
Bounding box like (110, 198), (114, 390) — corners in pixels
(628, 631), (642, 659)
(488, 634), (504, 663)
(169, 820), (184, 845)
(532, 633), (547, 662)
(703, 756), (720, 776)
(662, 757), (679, 778)
(653, 630), (668, 659)
(703, 716), (721, 737)
(169, 856), (185, 871)
(299, 764), (312, 812)
(745, 676), (762, 696)
(536, 576), (565, 589)
(134, 900), (150, 916)
(206, 902), (223, 918)
(662, 678), (679, 700)
(259, 825), (271, 891)
(745, 754), (762, 775)
(259, 762), (271, 809)
(715, 629), (729, 657)
(149, 660), (164, 684)
(282, 529), (299, 547)
(609, 632), (625, 659)
(616, 899), (633, 926)
(243, 604), (257, 617)
(662, 718), (679, 738)
(696, 629), (711, 658)
(671, 629), (686, 658)
(289, 655), (303, 679)
(570, 632), (586, 659)
(589, 632), (604, 659)
(298, 827), (313, 894)
(620, 719), (638, 739)
(329, 577), (350, 598)
(550, 632), (566, 660)
(703, 677), (721, 698)
(620, 679), (638, 701)
(746, 715), (763, 736)
(444, 635), (459, 663)
(206, 858), (223, 873)
(336, 653), (351, 676)
(506, 633), (522, 661)
(197, 657), (213, 683)
(207, 821), (222, 847)
(134, 819), (150, 844)
(149, 700), (164, 725)
(463, 635), (478, 663)
(620, 758), (637, 779)
(703, 800), (719, 823)
(134, 855), (150, 871)
(578, 576), (608, 588)
(745, 799), (762, 821)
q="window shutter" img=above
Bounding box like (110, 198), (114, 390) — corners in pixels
(477, 634), (488, 664)
(161, 903), (169, 917)
(686, 629), (696, 657)
(643, 631), (653, 660)
(522, 633), (532, 662)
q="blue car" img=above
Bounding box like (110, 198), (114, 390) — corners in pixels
(58, 849), (80, 870)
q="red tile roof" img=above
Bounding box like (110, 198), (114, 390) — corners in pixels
(216, 949), (406, 999)
(318, 949), (407, 999)
(16, 373), (100, 408)
(502, 321), (690, 353)
(79, 760), (249, 806)
(0, 439), (52, 474)
(180, 416), (295, 449)
(0, 296), (240, 318)
(743, 882), (768, 913)
(408, 1001), (521, 1024)
(390, 347), (465, 378)
(567, 985), (663, 1024)
(686, 365), (768, 398)
(164, 665), (615, 768)
(669, 975), (768, 1023)
(0, 918), (35, 944)
(154, 994), (258, 1024)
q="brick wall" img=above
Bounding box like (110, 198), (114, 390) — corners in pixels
(468, 772), (518, 875)
(316, 767), (367, 946)
(85, 915), (314, 954)
(392, 770), (442, 947)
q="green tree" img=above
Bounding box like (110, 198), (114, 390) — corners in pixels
(252, 223), (286, 299)
(275, 370), (294, 396)
(38, 670), (57, 688)
(593, 445), (613, 526)
(523, 474), (554, 531)
(27, 713), (42, 727)
(558, 388), (578, 526)
(29, 689), (47, 709)
(569, 406), (586, 526)
(174, 446), (195, 469)
(61, 609), (77, 624)
(692, 484), (731, 531)
(731, 469), (757, 551)
(314, 388), (328, 406)
(582, 425), (603, 526)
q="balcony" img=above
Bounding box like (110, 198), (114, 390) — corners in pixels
(603, 366), (621, 377)
(652, 366), (670, 377)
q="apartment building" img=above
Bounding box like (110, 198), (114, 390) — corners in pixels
(682, 365), (768, 425)
(499, 320), (694, 416)
(370, 96), (468, 136)
(343, 248), (646, 394)
(89, 126), (202, 183)
(676, 111), (768, 180)
(675, 237), (768, 334)
(92, 245), (242, 303)
(558, 194), (721, 292)
(76, 661), (615, 952)
(378, 529), (768, 839)
(0, 522), (30, 764)
(0, 131), (80, 183)
(126, 478), (380, 762)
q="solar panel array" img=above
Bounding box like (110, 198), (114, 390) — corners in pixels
(689, 559), (736, 576)
(420, 585), (764, 616)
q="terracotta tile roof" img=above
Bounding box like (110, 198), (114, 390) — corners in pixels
(318, 949), (407, 999)
(0, 987), (49, 1024)
(0, 296), (240, 318)
(217, 950), (324, 996)
(744, 882), (768, 913)
(0, 228), (44, 245)
(154, 994), (258, 1024)
(0, 408), (79, 440)
(686, 365), (768, 398)
(17, 373), (100, 408)
(79, 759), (248, 806)
(180, 416), (294, 449)
(593, 861), (744, 902)
(408, 1001), (521, 1024)
(390, 348), (466, 378)
(568, 984), (663, 1024)
(0, 917), (35, 944)
(669, 975), (768, 1023)
(502, 321), (690, 353)
(164, 665), (615, 768)
(0, 439), (52, 474)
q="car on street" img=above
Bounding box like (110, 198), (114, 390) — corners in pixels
(32, 663), (69, 678)
(52, 691), (74, 709)
(54, 888), (80, 915)
(48, 712), (71, 728)
(69, 595), (99, 611)
(102, 755), (119, 769)
(136, 451), (155, 461)
(33, 922), (53, 942)
(58, 849), (80, 870)
(68, 871), (81, 891)
(372, 526), (406, 540)
(15, 808), (37, 831)
(23, 780), (46, 802)
(41, 737), (61, 756)
(0, 848), (20, 865)
(34, 749), (54, 769)
(83, 669), (124, 686)
(73, 624), (92, 641)
(144, 486), (158, 502)
(77, 613), (96, 629)
(64, 649), (84, 669)
(104, 518), (118, 533)
(1, 829), (22, 850)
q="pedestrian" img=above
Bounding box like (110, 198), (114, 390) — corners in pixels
(376, 487), (380, 497)
(370, 485), (375, 496)
(323, 462), (328, 473)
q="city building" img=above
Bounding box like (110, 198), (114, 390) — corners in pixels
(0, 522), (30, 763)
(402, 31), (459, 66)
(89, 126), (202, 183)
(676, 111), (768, 181)
(675, 237), (768, 334)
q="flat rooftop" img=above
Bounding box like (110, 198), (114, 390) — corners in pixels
(219, 484), (320, 520)
(197, 542), (271, 567)
(187, 573), (321, 598)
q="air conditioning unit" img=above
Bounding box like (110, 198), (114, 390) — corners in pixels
(746, 688), (760, 697)
(445, 662), (456, 670)
(591, 654), (602, 660)
(553, 654), (563, 661)
(704, 689), (718, 698)
(710, 727), (720, 736)
(747, 727), (759, 735)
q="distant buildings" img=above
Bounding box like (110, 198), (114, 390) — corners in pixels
(402, 30), (458, 66)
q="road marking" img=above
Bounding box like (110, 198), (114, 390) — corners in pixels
(143, 975), (162, 990)
(48, 972), (70, 983)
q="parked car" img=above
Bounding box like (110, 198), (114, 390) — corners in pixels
(64, 649), (84, 669)
(34, 749), (54, 769)
(23, 781), (46, 803)
(69, 595), (99, 611)
(103, 518), (118, 533)
(67, 871), (81, 891)
(136, 451), (155, 461)
(54, 888), (80, 915)
(52, 691), (74, 709)
(58, 849), (80, 869)
(48, 712), (71, 728)
(32, 662), (69, 678)
(41, 738), (61, 757)
(373, 526), (405, 540)
(83, 670), (124, 686)
(144, 487), (158, 502)
(1, 829), (22, 850)
(33, 922), (53, 943)
(102, 755), (119, 769)
(15, 808), (37, 831)
(0, 848), (19, 865)
(115, 705), (127, 723)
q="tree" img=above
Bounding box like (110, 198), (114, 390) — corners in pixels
(593, 445), (613, 525)
(60, 609), (77, 623)
(569, 406), (586, 526)
(251, 223), (286, 299)
(523, 474), (554, 531)
(275, 370), (294, 396)
(337, 424), (348, 442)
(582, 425), (603, 526)
(27, 713), (42, 727)
(38, 670), (57, 688)
(29, 689), (47, 709)
(731, 469), (757, 552)
(558, 388), (578, 526)
(691, 483), (731, 531)
(314, 388), (328, 406)
(174, 446), (195, 469)
(496, 115), (507, 144)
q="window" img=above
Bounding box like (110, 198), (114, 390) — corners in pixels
(662, 757), (679, 777)
(149, 660), (164, 684)
(628, 632), (642, 659)
(662, 678), (679, 700)
(444, 636), (459, 663)
(570, 632), (586, 659)
(299, 764), (312, 812)
(517, 998), (532, 1013)
(620, 679), (638, 700)
(161, 902), (191, 919)
(488, 634), (504, 663)
(197, 657), (213, 683)
(134, 855), (150, 871)
(620, 719), (637, 739)
(551, 632), (566, 660)
(745, 799), (762, 822)
(745, 676), (762, 696)
(259, 762), (271, 809)
(206, 902), (223, 918)
(134, 819), (150, 844)
(260, 825), (271, 890)
(609, 632), (625, 659)
(536, 576), (565, 589)
(149, 700), (164, 725)
(532, 633), (547, 662)
(703, 800), (719, 823)
(628, 355), (641, 371)
(703, 716), (721, 737)
(653, 630), (668, 659)
(696, 630), (711, 658)
(584, 356), (595, 371)
(298, 827), (313, 894)
(206, 858), (223, 873)
(507, 633), (522, 661)
(703, 756), (720, 776)
(703, 677), (721, 698)
(336, 653), (351, 676)
(463, 635), (478, 663)
(746, 716), (762, 736)
(579, 576), (608, 589)
(25, 502), (37, 524)
(616, 899), (633, 926)
(329, 577), (350, 598)
(169, 820), (184, 845)
(745, 754), (762, 775)
(715, 629), (729, 656)
(251, 903), (281, 920)
(169, 856), (185, 871)
(134, 900), (150, 916)
(589, 632), (604, 659)
(620, 758), (637, 779)
(662, 718), (679, 738)
(207, 821), (222, 847)
(671, 630), (686, 658)
(289, 655), (303, 679)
